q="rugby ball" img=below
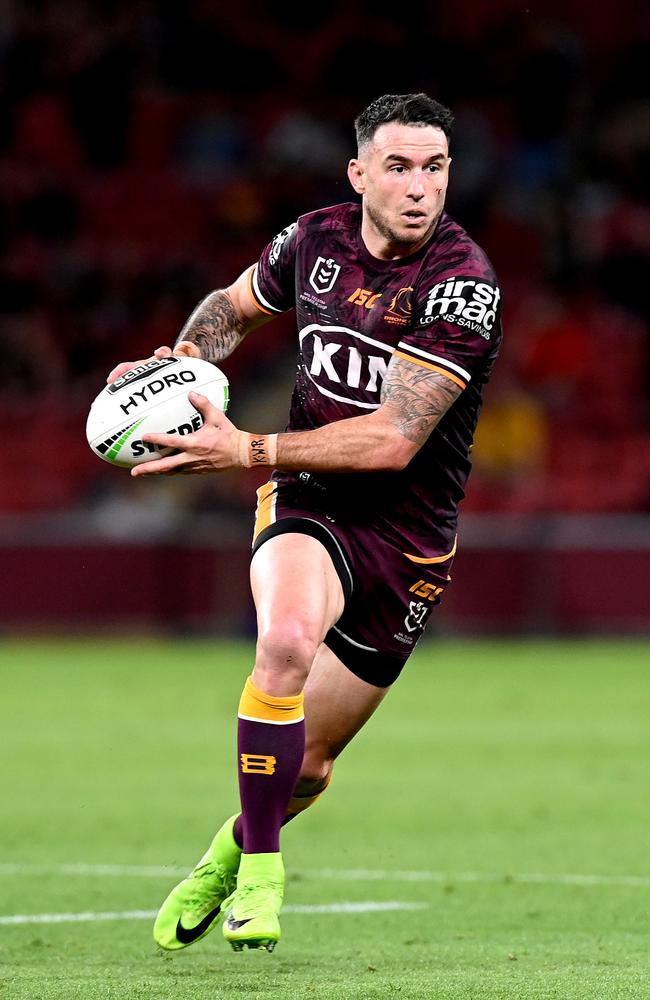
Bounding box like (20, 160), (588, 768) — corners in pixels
(86, 356), (229, 467)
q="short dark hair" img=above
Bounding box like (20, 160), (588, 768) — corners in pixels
(354, 93), (454, 150)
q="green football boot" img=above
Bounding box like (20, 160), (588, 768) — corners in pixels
(153, 814), (241, 950)
(222, 852), (284, 953)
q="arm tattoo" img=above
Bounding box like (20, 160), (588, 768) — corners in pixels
(175, 290), (246, 364)
(381, 356), (462, 446)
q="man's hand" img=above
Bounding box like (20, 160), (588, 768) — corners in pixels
(130, 392), (240, 477)
(106, 343), (200, 385)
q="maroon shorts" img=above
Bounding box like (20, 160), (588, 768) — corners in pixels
(251, 476), (455, 687)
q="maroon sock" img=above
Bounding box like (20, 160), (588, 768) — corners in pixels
(233, 805), (300, 848)
(236, 677), (305, 854)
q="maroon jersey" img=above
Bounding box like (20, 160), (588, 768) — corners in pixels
(250, 203), (502, 560)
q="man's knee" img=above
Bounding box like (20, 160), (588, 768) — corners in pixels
(254, 620), (321, 691)
(290, 764), (333, 814)
(296, 762), (332, 792)
(298, 736), (337, 789)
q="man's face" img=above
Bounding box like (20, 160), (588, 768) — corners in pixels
(348, 122), (450, 258)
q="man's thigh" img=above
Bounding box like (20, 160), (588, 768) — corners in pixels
(249, 478), (452, 690)
(250, 532), (345, 656)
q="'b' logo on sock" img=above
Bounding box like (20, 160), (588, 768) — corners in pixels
(240, 753), (277, 775)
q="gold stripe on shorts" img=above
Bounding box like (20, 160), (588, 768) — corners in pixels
(252, 481), (277, 544)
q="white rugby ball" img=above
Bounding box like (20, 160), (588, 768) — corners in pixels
(86, 356), (229, 467)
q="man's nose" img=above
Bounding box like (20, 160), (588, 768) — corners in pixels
(407, 171), (425, 199)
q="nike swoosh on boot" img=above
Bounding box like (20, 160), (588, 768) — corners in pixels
(175, 905), (222, 944)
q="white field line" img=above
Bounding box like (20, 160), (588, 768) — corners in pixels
(0, 901), (427, 926)
(1, 862), (650, 889)
(0, 863), (190, 878)
(313, 868), (650, 888)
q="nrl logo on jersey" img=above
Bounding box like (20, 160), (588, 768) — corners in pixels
(422, 276), (501, 339)
(309, 256), (341, 294)
(268, 223), (296, 266)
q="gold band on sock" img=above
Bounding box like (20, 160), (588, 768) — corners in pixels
(238, 676), (304, 724)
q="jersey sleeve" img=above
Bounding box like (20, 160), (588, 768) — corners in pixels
(249, 221), (298, 316)
(396, 258), (503, 390)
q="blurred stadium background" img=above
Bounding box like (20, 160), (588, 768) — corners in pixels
(1, 0), (649, 637)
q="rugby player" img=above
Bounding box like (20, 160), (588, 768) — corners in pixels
(107, 93), (503, 953)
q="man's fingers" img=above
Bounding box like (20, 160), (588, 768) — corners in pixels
(131, 451), (190, 477)
(188, 391), (222, 423)
(106, 347), (173, 384)
(106, 359), (147, 384)
(141, 431), (188, 450)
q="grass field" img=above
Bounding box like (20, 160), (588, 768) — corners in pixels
(1, 637), (649, 999)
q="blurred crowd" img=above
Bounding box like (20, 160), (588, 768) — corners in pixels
(1, 0), (649, 524)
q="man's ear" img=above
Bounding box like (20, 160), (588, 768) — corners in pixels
(347, 159), (365, 195)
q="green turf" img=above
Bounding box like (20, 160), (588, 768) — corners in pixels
(1, 637), (649, 999)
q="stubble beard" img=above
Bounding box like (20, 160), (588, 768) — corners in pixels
(365, 200), (441, 254)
